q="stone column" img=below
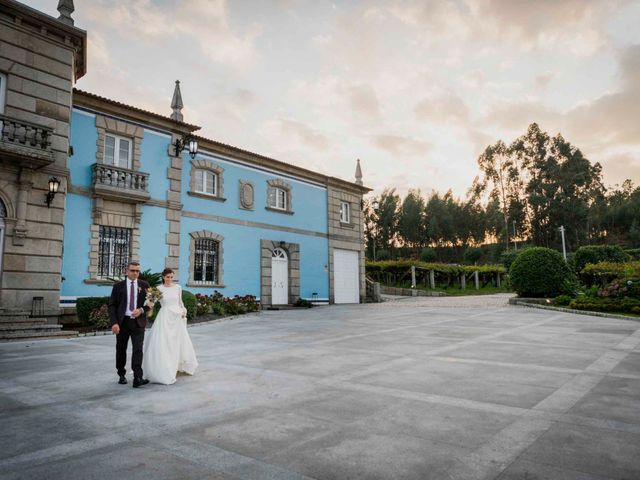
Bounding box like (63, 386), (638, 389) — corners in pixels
(13, 168), (33, 246)
(165, 135), (184, 276)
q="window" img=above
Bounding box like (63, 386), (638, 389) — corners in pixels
(268, 187), (288, 210)
(104, 134), (132, 169)
(98, 226), (131, 278)
(0, 72), (6, 114)
(340, 201), (351, 223)
(194, 169), (217, 196)
(193, 238), (219, 284)
(266, 179), (293, 214)
(0, 199), (6, 277)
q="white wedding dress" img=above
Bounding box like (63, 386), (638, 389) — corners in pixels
(143, 284), (198, 384)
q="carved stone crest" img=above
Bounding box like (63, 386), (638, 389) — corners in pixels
(239, 181), (254, 210)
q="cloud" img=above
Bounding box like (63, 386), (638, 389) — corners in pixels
(371, 134), (431, 157)
(563, 45), (640, 147)
(273, 118), (330, 151)
(347, 84), (380, 120)
(414, 94), (469, 125)
(384, 0), (625, 55)
(83, 0), (261, 68)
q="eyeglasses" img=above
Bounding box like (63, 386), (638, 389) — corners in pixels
(129, 269), (140, 273)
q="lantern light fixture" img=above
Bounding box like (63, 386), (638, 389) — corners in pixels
(45, 177), (60, 208)
(173, 133), (198, 159)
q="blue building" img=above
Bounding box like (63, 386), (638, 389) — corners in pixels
(60, 85), (369, 308)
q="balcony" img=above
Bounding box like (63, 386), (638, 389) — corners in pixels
(91, 163), (150, 203)
(0, 114), (54, 168)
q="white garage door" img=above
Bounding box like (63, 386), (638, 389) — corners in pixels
(333, 249), (360, 304)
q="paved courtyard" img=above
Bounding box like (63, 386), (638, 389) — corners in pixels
(1, 294), (640, 480)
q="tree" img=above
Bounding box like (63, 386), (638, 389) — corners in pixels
(398, 189), (426, 249)
(472, 139), (524, 249)
(375, 189), (401, 251)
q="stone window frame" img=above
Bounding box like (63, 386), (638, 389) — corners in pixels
(340, 201), (351, 224)
(86, 209), (141, 284)
(239, 180), (255, 210)
(266, 179), (294, 215)
(188, 159), (226, 202)
(187, 230), (225, 288)
(0, 71), (6, 114)
(95, 115), (144, 171)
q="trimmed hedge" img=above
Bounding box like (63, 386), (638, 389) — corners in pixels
(76, 296), (110, 325)
(509, 247), (572, 298)
(579, 261), (640, 286)
(182, 289), (197, 321)
(569, 296), (640, 314)
(420, 248), (437, 262)
(574, 245), (629, 273)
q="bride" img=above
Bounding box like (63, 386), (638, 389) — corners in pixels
(143, 268), (198, 384)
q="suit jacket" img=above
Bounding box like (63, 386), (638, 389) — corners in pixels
(108, 279), (151, 329)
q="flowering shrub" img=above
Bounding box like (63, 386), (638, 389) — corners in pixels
(88, 304), (110, 329)
(598, 280), (628, 298)
(194, 292), (259, 317)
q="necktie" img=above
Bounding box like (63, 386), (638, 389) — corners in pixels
(129, 281), (135, 312)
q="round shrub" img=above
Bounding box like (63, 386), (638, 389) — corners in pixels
(420, 248), (436, 262)
(509, 247), (572, 298)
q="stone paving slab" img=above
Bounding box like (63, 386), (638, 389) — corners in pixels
(1, 295), (640, 479)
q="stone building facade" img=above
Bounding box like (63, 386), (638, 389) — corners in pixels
(0, 0), (86, 316)
(0, 0), (370, 325)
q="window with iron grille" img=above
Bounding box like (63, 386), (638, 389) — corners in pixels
(98, 226), (131, 278)
(194, 238), (219, 284)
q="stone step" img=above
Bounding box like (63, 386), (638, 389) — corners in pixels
(0, 330), (79, 341)
(0, 315), (32, 323)
(0, 321), (51, 328)
(0, 324), (63, 334)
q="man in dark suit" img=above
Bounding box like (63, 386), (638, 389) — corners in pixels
(109, 261), (152, 388)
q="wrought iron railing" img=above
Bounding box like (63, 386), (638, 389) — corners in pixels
(0, 114), (53, 152)
(92, 163), (149, 193)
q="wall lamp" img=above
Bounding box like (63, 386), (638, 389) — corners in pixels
(173, 133), (199, 159)
(45, 177), (60, 208)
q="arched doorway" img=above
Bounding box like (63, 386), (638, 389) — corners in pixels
(271, 248), (288, 305)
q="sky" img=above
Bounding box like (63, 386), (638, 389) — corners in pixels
(25, 0), (640, 198)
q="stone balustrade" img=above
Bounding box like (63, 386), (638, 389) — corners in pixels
(91, 163), (150, 202)
(0, 114), (54, 166)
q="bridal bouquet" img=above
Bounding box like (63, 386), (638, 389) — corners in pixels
(145, 287), (163, 318)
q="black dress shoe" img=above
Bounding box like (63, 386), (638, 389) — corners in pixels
(118, 376), (127, 385)
(133, 378), (149, 388)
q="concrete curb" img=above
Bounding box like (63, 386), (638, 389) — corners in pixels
(510, 299), (640, 322)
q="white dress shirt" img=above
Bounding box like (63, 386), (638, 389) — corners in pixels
(124, 279), (138, 317)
